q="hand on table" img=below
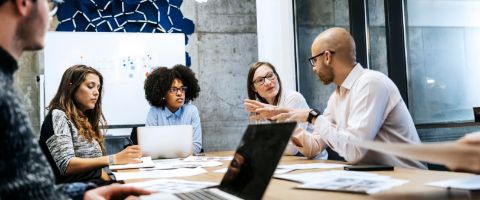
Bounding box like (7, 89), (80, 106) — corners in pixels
(114, 145), (142, 165)
(84, 184), (152, 200)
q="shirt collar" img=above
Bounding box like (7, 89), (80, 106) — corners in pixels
(0, 46), (18, 75)
(341, 63), (364, 90)
(164, 105), (184, 118)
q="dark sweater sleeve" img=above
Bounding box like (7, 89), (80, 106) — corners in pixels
(0, 90), (67, 199)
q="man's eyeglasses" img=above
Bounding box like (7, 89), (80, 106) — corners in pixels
(308, 50), (335, 66)
(252, 72), (276, 86)
(168, 86), (188, 94)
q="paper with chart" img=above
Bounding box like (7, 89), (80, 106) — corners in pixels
(297, 176), (408, 194)
(275, 170), (392, 183)
(275, 170), (408, 194)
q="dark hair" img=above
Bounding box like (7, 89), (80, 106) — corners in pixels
(48, 64), (107, 153)
(246, 61), (283, 105)
(144, 64), (200, 108)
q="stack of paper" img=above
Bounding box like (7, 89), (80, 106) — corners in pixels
(126, 179), (217, 193)
(112, 167), (207, 181)
(277, 163), (347, 170)
(426, 175), (480, 190)
(150, 158), (223, 170)
(109, 156), (155, 170)
(214, 167), (295, 175)
(183, 155), (233, 162)
(275, 170), (408, 194)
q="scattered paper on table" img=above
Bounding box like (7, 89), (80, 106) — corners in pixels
(109, 156), (155, 170)
(126, 179), (217, 193)
(214, 167), (294, 174)
(277, 163), (347, 170)
(183, 155), (233, 162)
(275, 170), (390, 183)
(113, 167), (207, 180)
(274, 168), (295, 174)
(150, 158), (223, 170)
(274, 170), (407, 195)
(426, 175), (480, 190)
(297, 176), (408, 194)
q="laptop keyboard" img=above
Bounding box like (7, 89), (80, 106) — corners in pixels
(175, 190), (228, 200)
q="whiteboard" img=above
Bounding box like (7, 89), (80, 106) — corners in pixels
(43, 32), (185, 126)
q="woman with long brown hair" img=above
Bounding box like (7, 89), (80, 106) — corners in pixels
(243, 61), (327, 159)
(39, 65), (141, 183)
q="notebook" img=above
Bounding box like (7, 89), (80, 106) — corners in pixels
(137, 125), (193, 159)
(140, 122), (297, 200)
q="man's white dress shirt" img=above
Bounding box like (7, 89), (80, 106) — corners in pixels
(294, 64), (426, 169)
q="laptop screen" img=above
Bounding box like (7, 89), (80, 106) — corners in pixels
(218, 122), (296, 200)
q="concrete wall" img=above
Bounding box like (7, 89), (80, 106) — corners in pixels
(14, 52), (41, 133)
(182, 0), (257, 151)
(14, 0), (258, 152)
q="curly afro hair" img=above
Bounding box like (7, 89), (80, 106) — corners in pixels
(144, 64), (200, 108)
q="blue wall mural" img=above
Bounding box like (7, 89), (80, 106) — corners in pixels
(55, 0), (195, 66)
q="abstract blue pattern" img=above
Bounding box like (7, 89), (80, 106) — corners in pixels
(55, 0), (194, 66)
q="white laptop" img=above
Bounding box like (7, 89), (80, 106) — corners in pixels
(137, 125), (193, 159)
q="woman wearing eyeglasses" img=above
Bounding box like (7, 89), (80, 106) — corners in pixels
(144, 64), (202, 154)
(39, 65), (142, 184)
(244, 61), (327, 159)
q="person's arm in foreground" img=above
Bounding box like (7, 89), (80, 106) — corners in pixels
(83, 184), (151, 200)
(446, 132), (480, 173)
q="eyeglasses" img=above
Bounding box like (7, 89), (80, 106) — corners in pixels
(252, 72), (276, 86)
(308, 50), (335, 66)
(168, 86), (188, 94)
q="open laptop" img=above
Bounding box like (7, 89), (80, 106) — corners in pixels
(137, 125), (193, 159)
(140, 122), (297, 200)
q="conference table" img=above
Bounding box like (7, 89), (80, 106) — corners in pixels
(122, 151), (479, 200)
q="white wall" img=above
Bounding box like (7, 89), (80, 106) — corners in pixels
(256, 0), (296, 91)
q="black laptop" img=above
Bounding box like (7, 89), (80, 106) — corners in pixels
(140, 122), (297, 200)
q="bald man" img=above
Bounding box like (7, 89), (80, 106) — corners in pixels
(258, 27), (426, 169)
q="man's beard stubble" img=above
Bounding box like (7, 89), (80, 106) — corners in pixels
(16, 5), (44, 51)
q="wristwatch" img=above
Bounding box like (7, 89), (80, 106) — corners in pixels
(109, 155), (114, 166)
(307, 109), (321, 124)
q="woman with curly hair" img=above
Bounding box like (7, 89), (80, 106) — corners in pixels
(39, 65), (142, 184)
(144, 64), (202, 154)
